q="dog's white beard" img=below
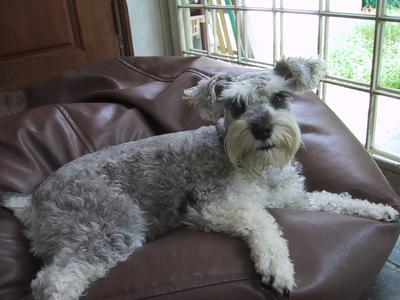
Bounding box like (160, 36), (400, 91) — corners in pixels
(225, 115), (301, 175)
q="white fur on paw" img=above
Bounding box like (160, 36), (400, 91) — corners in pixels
(370, 204), (399, 222)
(379, 206), (399, 222)
(257, 256), (295, 296)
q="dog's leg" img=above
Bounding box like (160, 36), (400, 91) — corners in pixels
(185, 192), (295, 296)
(29, 185), (146, 300)
(297, 191), (399, 222)
(31, 235), (144, 300)
(31, 249), (112, 300)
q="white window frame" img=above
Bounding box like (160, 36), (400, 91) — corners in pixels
(176, 0), (400, 170)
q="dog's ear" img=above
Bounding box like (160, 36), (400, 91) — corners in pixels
(274, 57), (326, 91)
(183, 73), (233, 121)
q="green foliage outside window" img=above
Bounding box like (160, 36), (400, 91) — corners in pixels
(362, 0), (400, 8)
(329, 7), (400, 89)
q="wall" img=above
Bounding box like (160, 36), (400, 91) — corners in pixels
(126, 0), (179, 56)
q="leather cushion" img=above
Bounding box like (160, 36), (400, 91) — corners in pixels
(0, 56), (399, 300)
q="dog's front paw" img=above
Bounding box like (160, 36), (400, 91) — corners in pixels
(380, 206), (399, 222)
(261, 273), (294, 297)
(258, 257), (295, 297)
(372, 204), (399, 222)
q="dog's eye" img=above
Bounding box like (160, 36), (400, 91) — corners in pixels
(229, 100), (246, 118)
(270, 92), (291, 109)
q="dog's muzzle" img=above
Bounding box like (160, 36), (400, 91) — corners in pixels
(224, 113), (301, 172)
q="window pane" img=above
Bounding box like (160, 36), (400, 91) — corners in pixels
(208, 0), (237, 6)
(327, 18), (374, 84)
(243, 11), (273, 63)
(324, 84), (369, 144)
(207, 9), (238, 57)
(180, 0), (205, 4)
(282, 14), (319, 57)
(184, 8), (207, 52)
(379, 22), (400, 90)
(385, 2), (400, 16)
(241, 0), (272, 8)
(281, 0), (319, 10)
(329, 0), (371, 14)
(374, 96), (400, 157)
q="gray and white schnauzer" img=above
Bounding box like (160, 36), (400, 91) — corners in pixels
(1, 57), (399, 300)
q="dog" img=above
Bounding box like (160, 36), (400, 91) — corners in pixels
(1, 57), (399, 300)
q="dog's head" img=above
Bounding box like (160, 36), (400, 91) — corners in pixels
(184, 57), (326, 174)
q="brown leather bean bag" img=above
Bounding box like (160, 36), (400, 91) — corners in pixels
(0, 56), (399, 300)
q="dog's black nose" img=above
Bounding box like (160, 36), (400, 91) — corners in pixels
(251, 123), (273, 140)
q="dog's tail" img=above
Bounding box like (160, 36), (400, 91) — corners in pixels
(1, 192), (33, 228)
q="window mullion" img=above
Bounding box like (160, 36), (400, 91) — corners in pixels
(177, 0), (192, 53)
(202, 1), (212, 57)
(366, 0), (385, 150)
(272, 0), (278, 62)
(242, 4), (248, 61)
(321, 0), (330, 102)
(279, 0), (283, 60)
(317, 0), (325, 99)
(212, 9), (218, 54)
(235, 1), (241, 64)
(317, 0), (324, 57)
(323, 0), (330, 63)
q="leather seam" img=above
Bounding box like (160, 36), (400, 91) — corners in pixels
(114, 57), (209, 81)
(104, 274), (267, 300)
(55, 105), (94, 153)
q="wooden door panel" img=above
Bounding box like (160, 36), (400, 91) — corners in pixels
(0, 0), (132, 92)
(75, 0), (121, 61)
(0, 0), (80, 59)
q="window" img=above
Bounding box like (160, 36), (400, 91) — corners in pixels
(176, 0), (400, 168)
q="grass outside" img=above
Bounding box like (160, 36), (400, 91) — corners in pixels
(328, 9), (400, 89)
(326, 7), (400, 158)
